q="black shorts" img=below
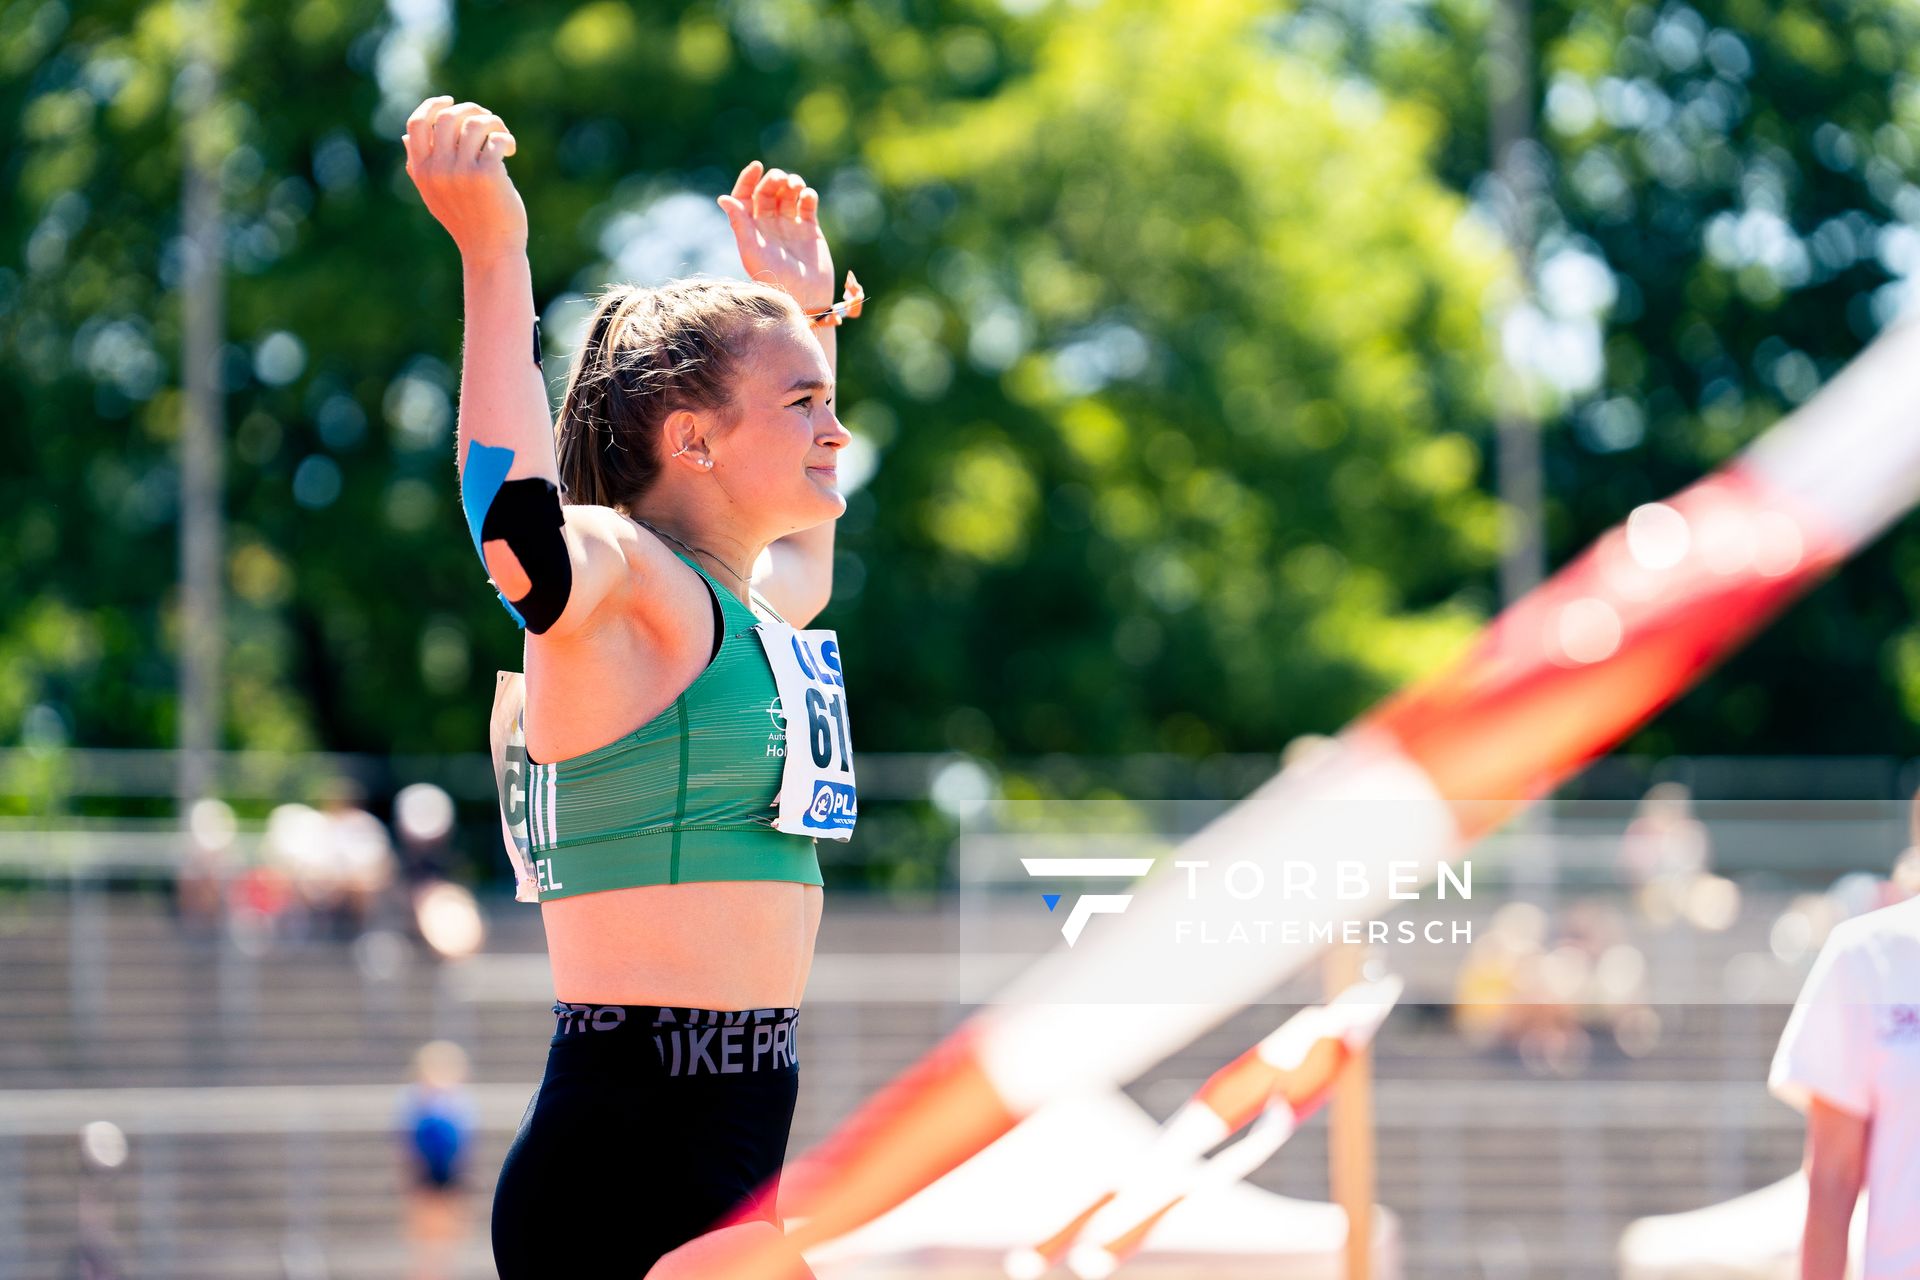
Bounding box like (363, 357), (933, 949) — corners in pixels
(491, 1002), (806, 1278)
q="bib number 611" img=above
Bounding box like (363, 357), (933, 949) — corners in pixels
(793, 636), (851, 772)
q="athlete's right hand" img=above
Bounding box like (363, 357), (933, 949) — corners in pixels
(403, 96), (525, 263)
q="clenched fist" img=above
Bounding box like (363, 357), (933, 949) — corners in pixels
(403, 96), (525, 264)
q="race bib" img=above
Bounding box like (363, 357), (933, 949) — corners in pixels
(488, 671), (541, 903)
(756, 624), (858, 839)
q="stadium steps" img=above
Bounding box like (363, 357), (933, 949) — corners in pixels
(0, 893), (1817, 1279)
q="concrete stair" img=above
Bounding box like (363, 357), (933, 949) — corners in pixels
(0, 891), (1814, 1279)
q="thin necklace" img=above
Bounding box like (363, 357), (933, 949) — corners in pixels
(637, 518), (753, 591)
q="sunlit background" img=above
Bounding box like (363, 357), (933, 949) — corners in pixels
(8, 0), (1920, 1275)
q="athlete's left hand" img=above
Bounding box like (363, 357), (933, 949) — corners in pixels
(718, 161), (845, 316)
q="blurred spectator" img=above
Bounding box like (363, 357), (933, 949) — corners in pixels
(250, 788), (397, 945)
(1453, 901), (1547, 1049)
(260, 802), (332, 943)
(71, 1121), (127, 1280)
(321, 779), (397, 940)
(1772, 785), (1920, 967)
(393, 782), (458, 887)
(172, 798), (237, 938)
(1619, 781), (1713, 924)
(391, 782), (488, 960)
(1452, 898), (1655, 1074)
(222, 804), (307, 953)
(395, 1041), (477, 1280)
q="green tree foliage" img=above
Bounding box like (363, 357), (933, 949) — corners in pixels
(2, 0), (1511, 764)
(850, 0), (1508, 754)
(1289, 0), (1920, 754)
(3, 0), (430, 752)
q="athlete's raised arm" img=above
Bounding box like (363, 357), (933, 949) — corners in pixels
(403, 96), (641, 637)
(718, 161), (863, 628)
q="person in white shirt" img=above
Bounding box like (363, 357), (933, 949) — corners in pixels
(1770, 893), (1920, 1278)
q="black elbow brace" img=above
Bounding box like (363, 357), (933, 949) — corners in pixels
(480, 478), (572, 634)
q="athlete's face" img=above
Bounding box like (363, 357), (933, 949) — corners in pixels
(714, 314), (849, 534)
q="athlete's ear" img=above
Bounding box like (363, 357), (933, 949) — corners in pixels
(660, 408), (714, 473)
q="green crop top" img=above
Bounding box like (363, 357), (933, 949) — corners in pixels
(487, 551), (824, 902)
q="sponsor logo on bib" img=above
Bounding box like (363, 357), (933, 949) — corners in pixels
(804, 780), (858, 831)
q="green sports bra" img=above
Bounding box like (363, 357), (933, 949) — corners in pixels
(487, 551), (823, 902)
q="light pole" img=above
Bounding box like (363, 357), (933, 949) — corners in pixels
(1488, 0), (1558, 922)
(176, 5), (224, 817)
(1489, 0), (1546, 606)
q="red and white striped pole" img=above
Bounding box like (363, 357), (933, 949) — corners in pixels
(714, 319), (1920, 1277)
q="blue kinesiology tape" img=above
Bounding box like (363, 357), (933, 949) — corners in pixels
(460, 440), (528, 628)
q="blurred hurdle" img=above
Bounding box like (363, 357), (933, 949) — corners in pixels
(708, 317), (1920, 1278)
(1002, 972), (1400, 1278)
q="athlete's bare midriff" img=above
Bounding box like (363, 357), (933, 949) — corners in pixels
(524, 552), (823, 1010)
(542, 880), (823, 1008)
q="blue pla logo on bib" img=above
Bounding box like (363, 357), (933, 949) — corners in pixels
(804, 780), (858, 832)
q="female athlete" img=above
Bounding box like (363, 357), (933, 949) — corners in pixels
(403, 95), (864, 1279)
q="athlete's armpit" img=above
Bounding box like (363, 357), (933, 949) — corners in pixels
(536, 503), (668, 639)
(470, 485), (708, 642)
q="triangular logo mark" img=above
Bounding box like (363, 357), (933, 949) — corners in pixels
(1042, 893), (1061, 912)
